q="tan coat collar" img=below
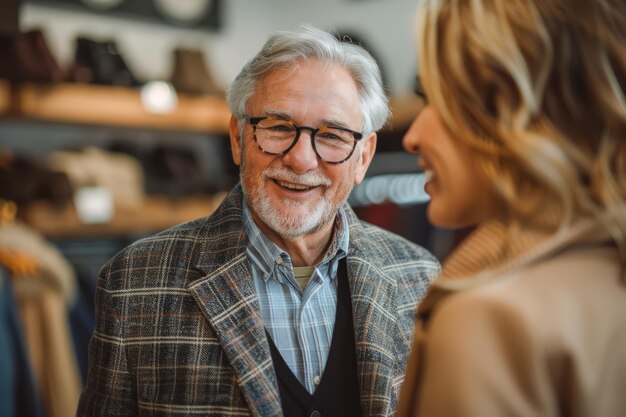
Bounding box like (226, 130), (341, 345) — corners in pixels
(419, 212), (616, 317)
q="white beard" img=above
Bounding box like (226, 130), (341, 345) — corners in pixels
(241, 165), (343, 238)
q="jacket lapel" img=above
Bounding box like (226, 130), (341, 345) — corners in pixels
(186, 186), (281, 417)
(346, 210), (400, 417)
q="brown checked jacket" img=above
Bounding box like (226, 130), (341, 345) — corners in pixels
(77, 185), (439, 417)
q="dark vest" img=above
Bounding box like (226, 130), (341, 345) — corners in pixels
(266, 259), (362, 417)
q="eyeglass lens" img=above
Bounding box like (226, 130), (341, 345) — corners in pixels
(253, 118), (356, 163)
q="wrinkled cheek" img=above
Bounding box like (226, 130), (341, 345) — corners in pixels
(240, 159), (265, 196)
(333, 180), (354, 206)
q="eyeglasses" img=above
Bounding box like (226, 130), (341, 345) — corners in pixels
(245, 116), (363, 164)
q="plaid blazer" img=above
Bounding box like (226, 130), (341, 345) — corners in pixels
(77, 185), (439, 417)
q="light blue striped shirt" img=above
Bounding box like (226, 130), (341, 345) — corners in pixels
(243, 203), (349, 394)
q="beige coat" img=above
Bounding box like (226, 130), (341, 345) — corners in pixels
(0, 222), (82, 417)
(397, 214), (626, 417)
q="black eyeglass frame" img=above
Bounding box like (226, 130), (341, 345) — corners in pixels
(245, 116), (364, 164)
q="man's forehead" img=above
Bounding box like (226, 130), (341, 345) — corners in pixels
(248, 61), (363, 126)
(261, 108), (356, 130)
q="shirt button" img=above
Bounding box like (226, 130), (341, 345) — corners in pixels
(313, 375), (321, 386)
(276, 257), (283, 265)
(310, 411), (321, 417)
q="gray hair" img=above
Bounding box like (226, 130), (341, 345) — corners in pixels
(226, 25), (389, 135)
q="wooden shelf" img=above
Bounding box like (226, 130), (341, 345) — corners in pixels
(0, 79), (422, 134)
(0, 80), (425, 240)
(1, 80), (231, 133)
(20, 193), (226, 239)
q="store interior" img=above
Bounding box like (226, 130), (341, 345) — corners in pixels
(0, 1), (460, 415)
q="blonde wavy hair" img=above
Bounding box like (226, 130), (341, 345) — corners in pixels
(417, 0), (626, 262)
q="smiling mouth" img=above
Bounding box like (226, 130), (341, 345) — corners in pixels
(274, 179), (317, 191)
(423, 170), (434, 182)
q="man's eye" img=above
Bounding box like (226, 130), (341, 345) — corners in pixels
(267, 124), (293, 132)
(318, 132), (341, 140)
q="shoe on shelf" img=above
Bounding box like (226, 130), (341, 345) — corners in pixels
(0, 28), (64, 83)
(169, 47), (223, 96)
(67, 36), (141, 87)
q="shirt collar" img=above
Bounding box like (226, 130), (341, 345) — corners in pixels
(243, 202), (349, 283)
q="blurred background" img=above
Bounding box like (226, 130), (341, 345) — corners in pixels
(0, 1), (459, 416)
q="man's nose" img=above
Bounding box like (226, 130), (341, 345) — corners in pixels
(282, 130), (319, 173)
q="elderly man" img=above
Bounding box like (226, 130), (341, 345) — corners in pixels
(77, 26), (439, 417)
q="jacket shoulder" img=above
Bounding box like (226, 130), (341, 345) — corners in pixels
(350, 220), (440, 308)
(99, 188), (245, 292)
(356, 220), (440, 270)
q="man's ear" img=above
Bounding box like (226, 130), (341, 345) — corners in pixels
(229, 116), (242, 166)
(354, 132), (377, 186)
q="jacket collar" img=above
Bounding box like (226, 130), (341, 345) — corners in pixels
(187, 185), (279, 417)
(418, 212), (618, 318)
(186, 185), (400, 416)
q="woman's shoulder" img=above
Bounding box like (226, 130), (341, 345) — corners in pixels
(429, 242), (625, 350)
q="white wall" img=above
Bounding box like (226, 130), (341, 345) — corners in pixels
(21, 0), (421, 95)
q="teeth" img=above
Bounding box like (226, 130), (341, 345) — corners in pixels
(423, 170), (434, 181)
(277, 180), (311, 190)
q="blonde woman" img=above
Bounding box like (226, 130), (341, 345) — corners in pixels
(397, 0), (626, 415)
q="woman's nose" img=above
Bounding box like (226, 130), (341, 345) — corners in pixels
(402, 112), (422, 154)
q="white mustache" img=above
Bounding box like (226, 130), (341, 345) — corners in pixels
(264, 166), (331, 187)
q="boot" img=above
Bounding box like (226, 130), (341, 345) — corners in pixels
(170, 47), (222, 96)
(0, 28), (63, 83)
(68, 36), (140, 87)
